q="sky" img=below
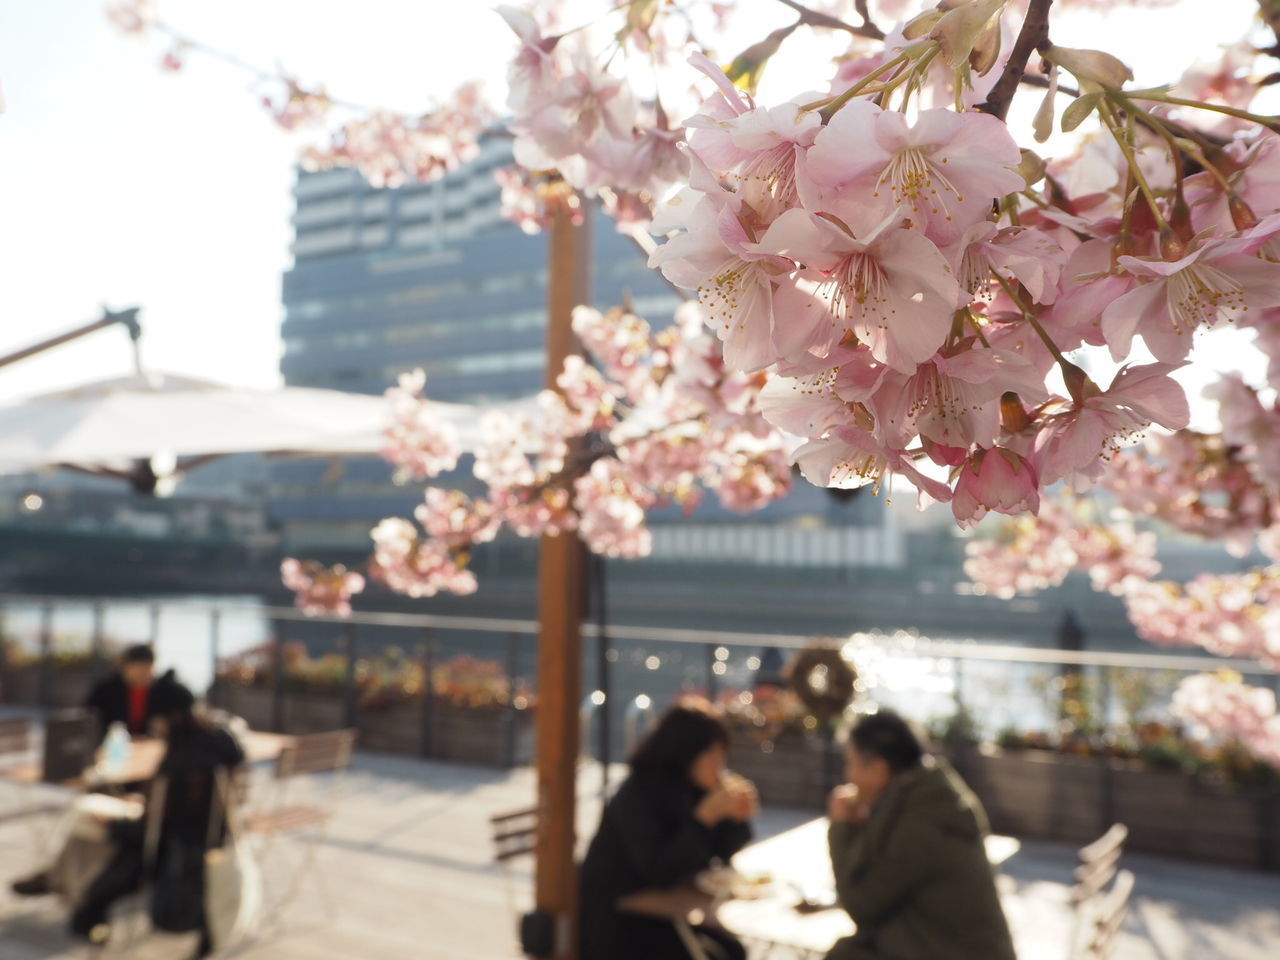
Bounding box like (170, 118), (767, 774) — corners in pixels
(0, 0), (1271, 426)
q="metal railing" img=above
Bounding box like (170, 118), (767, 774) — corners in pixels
(2, 592), (1278, 763)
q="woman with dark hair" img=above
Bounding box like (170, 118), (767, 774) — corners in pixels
(579, 701), (758, 960)
(71, 687), (245, 958)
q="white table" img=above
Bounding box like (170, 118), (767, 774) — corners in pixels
(721, 818), (1021, 956)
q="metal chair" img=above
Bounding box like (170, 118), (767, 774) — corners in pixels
(0, 716), (64, 856)
(243, 729), (355, 927)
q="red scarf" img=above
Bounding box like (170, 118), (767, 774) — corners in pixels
(127, 685), (149, 735)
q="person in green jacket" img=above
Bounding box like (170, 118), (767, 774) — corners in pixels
(826, 711), (1017, 960)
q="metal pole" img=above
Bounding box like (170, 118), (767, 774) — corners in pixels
(271, 631), (285, 733)
(707, 643), (719, 701)
(505, 632), (521, 767)
(148, 603), (161, 646)
(208, 609), (221, 697)
(342, 622), (359, 729)
(0, 307), (140, 370)
(534, 199), (591, 960)
(594, 555), (611, 800)
(420, 631), (437, 758)
(90, 601), (106, 682)
(38, 603), (54, 709)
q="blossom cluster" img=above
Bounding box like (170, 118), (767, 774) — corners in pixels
(351, 301), (792, 598)
(1172, 672), (1280, 768)
(963, 499), (1160, 599)
(279, 559), (366, 618)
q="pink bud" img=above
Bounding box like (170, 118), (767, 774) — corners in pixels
(952, 447), (1041, 528)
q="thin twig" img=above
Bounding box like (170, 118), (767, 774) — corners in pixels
(977, 0), (1054, 121)
(771, 0), (885, 41)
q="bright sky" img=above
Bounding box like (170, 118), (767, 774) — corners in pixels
(0, 0), (1271, 426)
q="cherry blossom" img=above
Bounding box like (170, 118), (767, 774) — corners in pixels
(1032, 363), (1192, 486)
(280, 559), (365, 618)
(951, 447), (1040, 529)
(1173, 672), (1280, 768)
(381, 370), (462, 483)
(798, 100), (1025, 246)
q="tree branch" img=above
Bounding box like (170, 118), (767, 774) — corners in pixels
(771, 0), (885, 41)
(977, 0), (1053, 121)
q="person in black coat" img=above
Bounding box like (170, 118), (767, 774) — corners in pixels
(83, 644), (190, 743)
(579, 701), (758, 960)
(71, 686), (246, 958)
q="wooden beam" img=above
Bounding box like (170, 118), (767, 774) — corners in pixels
(534, 200), (591, 959)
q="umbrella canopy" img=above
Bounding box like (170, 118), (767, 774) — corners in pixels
(0, 372), (537, 475)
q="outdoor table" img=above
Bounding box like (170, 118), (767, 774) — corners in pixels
(0, 730), (294, 789)
(720, 818), (1021, 956)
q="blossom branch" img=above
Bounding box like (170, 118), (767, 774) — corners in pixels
(977, 0), (1053, 121)
(771, 0), (885, 41)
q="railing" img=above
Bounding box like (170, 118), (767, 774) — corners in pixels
(2, 592), (1278, 764)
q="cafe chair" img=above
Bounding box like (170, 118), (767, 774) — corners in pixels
(243, 728), (356, 929)
(0, 716), (65, 857)
(1068, 823), (1133, 960)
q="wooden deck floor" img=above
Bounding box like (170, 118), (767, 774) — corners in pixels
(1, 752), (1278, 959)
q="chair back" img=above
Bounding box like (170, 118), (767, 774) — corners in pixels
(0, 717), (32, 760)
(275, 730), (357, 780)
(1071, 823), (1128, 904)
(1079, 869), (1135, 959)
(490, 805), (538, 863)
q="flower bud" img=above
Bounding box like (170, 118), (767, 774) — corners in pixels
(1229, 194), (1260, 231)
(929, 0), (1009, 69)
(1044, 44), (1133, 90)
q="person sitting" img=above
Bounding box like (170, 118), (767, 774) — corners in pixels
(84, 643), (188, 742)
(579, 701), (758, 960)
(825, 710), (1016, 960)
(69, 686), (246, 957)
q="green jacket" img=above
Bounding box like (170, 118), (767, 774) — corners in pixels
(826, 761), (1016, 960)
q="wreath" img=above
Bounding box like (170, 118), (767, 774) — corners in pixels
(788, 645), (857, 719)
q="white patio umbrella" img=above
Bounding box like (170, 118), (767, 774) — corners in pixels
(0, 372), (539, 484)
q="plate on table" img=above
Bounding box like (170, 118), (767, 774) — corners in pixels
(696, 867), (775, 900)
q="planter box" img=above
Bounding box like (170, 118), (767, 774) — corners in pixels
(959, 747), (1280, 871)
(0, 666), (41, 705)
(208, 684), (278, 731)
(954, 748), (1105, 844)
(0, 665), (95, 708)
(358, 701), (424, 756)
(283, 690), (347, 734)
(731, 734), (836, 811)
(208, 684), (533, 768)
(428, 705), (533, 767)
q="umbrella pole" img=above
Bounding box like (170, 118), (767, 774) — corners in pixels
(533, 201), (591, 960)
(0, 307), (141, 371)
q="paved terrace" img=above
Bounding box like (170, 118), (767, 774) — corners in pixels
(1, 752), (1278, 960)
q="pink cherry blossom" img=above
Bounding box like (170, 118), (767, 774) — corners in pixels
(280, 558), (365, 617)
(368, 517), (479, 598)
(951, 447), (1040, 528)
(381, 370), (462, 483)
(1173, 672), (1280, 768)
(1033, 363), (1191, 485)
(799, 100), (1025, 246)
(752, 208), (960, 373)
(574, 459), (653, 558)
(793, 425), (952, 505)
(263, 80), (331, 131)
(1103, 229), (1280, 363)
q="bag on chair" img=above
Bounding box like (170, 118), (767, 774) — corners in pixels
(204, 766), (263, 950)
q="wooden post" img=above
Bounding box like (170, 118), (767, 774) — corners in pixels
(534, 200), (591, 959)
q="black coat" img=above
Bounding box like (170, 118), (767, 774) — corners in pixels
(579, 772), (752, 960)
(84, 669), (187, 742)
(85, 724), (247, 938)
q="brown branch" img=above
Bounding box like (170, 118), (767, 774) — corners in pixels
(771, 0), (885, 41)
(977, 0), (1053, 121)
